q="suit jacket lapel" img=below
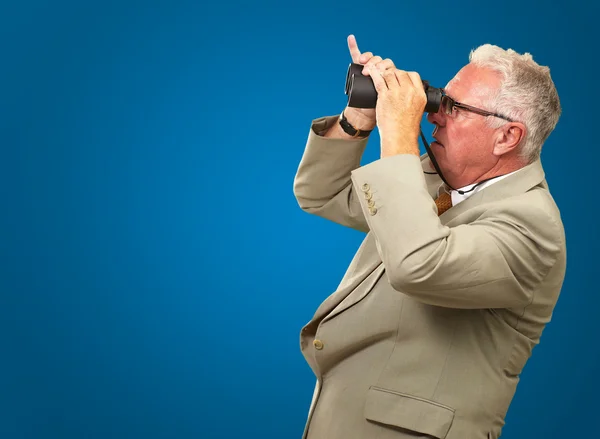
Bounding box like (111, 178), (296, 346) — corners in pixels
(322, 263), (386, 323)
(440, 159), (546, 224)
(308, 233), (383, 325)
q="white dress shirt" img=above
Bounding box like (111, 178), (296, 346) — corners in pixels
(437, 169), (522, 207)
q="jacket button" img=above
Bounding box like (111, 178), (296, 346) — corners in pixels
(361, 183), (370, 192)
(369, 207), (378, 215)
(313, 339), (324, 350)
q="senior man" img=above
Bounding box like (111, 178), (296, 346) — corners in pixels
(293, 35), (565, 439)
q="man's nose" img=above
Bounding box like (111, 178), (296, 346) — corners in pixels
(426, 108), (446, 126)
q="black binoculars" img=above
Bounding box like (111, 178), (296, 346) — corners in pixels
(344, 63), (443, 113)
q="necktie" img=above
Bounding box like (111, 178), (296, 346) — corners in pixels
(435, 192), (452, 216)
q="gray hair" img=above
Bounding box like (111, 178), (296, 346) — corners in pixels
(468, 44), (561, 163)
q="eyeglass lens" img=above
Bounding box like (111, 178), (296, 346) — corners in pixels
(441, 95), (454, 115)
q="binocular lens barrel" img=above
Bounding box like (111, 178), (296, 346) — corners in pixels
(344, 63), (442, 113)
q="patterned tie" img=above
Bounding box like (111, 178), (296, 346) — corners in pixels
(435, 192), (452, 216)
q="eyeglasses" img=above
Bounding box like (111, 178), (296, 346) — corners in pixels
(440, 90), (515, 122)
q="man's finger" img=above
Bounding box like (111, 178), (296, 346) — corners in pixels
(362, 55), (382, 76)
(347, 35), (361, 64)
(406, 71), (424, 92)
(393, 69), (411, 87)
(370, 65), (388, 92)
(376, 58), (396, 71)
(359, 52), (374, 67)
(407, 71), (427, 110)
(382, 68), (400, 89)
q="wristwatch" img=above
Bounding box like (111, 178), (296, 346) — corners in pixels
(338, 111), (374, 138)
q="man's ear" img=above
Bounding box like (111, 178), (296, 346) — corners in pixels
(492, 122), (526, 156)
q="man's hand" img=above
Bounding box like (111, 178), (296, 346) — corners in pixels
(325, 35), (398, 138)
(370, 65), (427, 158)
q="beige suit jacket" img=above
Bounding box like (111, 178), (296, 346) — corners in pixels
(293, 116), (567, 439)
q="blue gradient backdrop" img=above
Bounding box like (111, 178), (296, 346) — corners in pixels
(1, 1), (596, 438)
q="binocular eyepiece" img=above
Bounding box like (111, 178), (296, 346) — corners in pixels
(344, 63), (442, 113)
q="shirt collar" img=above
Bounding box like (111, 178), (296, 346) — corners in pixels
(438, 169), (522, 206)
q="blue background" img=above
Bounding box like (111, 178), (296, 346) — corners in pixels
(0, 1), (595, 438)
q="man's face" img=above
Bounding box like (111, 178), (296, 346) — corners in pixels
(426, 64), (503, 188)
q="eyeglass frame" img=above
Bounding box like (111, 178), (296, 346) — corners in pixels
(440, 89), (515, 123)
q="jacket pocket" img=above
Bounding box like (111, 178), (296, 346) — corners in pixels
(364, 386), (455, 439)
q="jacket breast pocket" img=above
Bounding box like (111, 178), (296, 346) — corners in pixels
(364, 386), (455, 439)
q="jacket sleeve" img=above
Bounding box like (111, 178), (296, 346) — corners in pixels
(293, 116), (442, 232)
(349, 153), (563, 309)
(293, 115), (371, 232)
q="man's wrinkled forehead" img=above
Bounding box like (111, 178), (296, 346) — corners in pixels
(444, 67), (466, 97)
(444, 64), (500, 102)
(445, 69), (463, 90)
